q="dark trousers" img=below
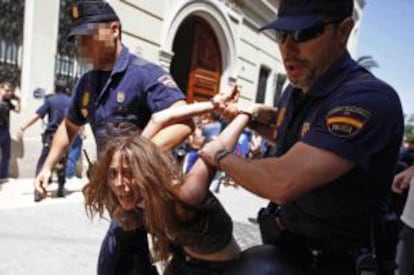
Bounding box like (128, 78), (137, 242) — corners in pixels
(0, 127), (11, 179)
(397, 224), (414, 275)
(97, 219), (157, 275)
(36, 133), (66, 186)
(164, 246), (236, 275)
(275, 231), (357, 275)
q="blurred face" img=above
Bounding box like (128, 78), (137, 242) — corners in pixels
(0, 84), (14, 99)
(108, 151), (144, 210)
(277, 18), (354, 93)
(75, 22), (120, 69)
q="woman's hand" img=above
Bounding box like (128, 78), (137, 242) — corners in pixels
(211, 85), (240, 109)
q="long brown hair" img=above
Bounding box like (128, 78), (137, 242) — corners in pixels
(83, 135), (194, 261)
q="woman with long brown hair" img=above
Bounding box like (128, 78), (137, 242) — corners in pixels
(83, 89), (249, 274)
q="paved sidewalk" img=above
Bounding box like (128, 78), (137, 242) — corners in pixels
(0, 178), (266, 275)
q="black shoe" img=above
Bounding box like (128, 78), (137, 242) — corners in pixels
(34, 190), (43, 202)
(57, 186), (65, 197)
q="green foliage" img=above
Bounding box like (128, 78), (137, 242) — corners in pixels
(404, 114), (414, 141)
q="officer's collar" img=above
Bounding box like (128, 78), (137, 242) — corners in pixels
(307, 51), (356, 98)
(110, 44), (130, 75)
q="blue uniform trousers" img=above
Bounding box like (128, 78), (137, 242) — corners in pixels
(98, 219), (158, 275)
(36, 133), (66, 186)
(0, 127), (11, 180)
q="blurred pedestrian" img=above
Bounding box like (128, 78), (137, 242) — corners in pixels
(18, 81), (71, 200)
(0, 81), (20, 183)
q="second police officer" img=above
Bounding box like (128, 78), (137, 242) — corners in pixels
(18, 81), (72, 201)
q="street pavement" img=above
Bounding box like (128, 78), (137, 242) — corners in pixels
(0, 178), (267, 275)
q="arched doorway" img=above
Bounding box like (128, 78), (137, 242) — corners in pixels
(170, 16), (222, 103)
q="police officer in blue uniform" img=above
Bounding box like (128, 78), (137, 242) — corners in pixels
(0, 81), (20, 183)
(199, 0), (404, 274)
(34, 1), (192, 274)
(18, 81), (71, 201)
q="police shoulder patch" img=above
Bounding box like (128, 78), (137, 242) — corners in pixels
(326, 105), (371, 137)
(158, 75), (178, 88)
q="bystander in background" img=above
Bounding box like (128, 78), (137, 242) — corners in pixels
(18, 80), (71, 201)
(0, 81), (20, 183)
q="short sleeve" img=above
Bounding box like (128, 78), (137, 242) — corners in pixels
(35, 99), (50, 118)
(144, 66), (185, 112)
(303, 83), (403, 170)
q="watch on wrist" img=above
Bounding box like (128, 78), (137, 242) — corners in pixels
(215, 148), (230, 168)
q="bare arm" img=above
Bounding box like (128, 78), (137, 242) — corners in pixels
(178, 113), (250, 205)
(143, 87), (239, 149)
(34, 118), (81, 194)
(222, 102), (278, 145)
(242, 103), (278, 145)
(199, 141), (354, 205)
(148, 100), (194, 151)
(17, 114), (41, 140)
(141, 100), (216, 141)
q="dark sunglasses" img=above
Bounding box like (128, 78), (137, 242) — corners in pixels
(275, 19), (343, 44)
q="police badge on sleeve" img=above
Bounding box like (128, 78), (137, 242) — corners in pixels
(326, 105), (371, 137)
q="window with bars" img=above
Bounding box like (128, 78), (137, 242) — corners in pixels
(0, 0), (24, 86)
(256, 66), (270, 104)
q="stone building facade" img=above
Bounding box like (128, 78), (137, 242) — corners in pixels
(0, 0), (365, 176)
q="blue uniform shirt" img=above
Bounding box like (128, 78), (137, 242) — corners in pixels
(273, 52), (404, 244)
(67, 45), (185, 149)
(36, 92), (71, 135)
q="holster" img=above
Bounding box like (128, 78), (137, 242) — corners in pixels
(41, 132), (53, 147)
(257, 202), (283, 245)
(354, 211), (399, 275)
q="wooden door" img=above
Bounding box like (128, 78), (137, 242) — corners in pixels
(187, 19), (222, 102)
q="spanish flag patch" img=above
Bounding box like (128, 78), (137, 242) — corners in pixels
(326, 106), (371, 137)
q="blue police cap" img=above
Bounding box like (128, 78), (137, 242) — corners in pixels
(261, 0), (354, 31)
(67, 0), (119, 39)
